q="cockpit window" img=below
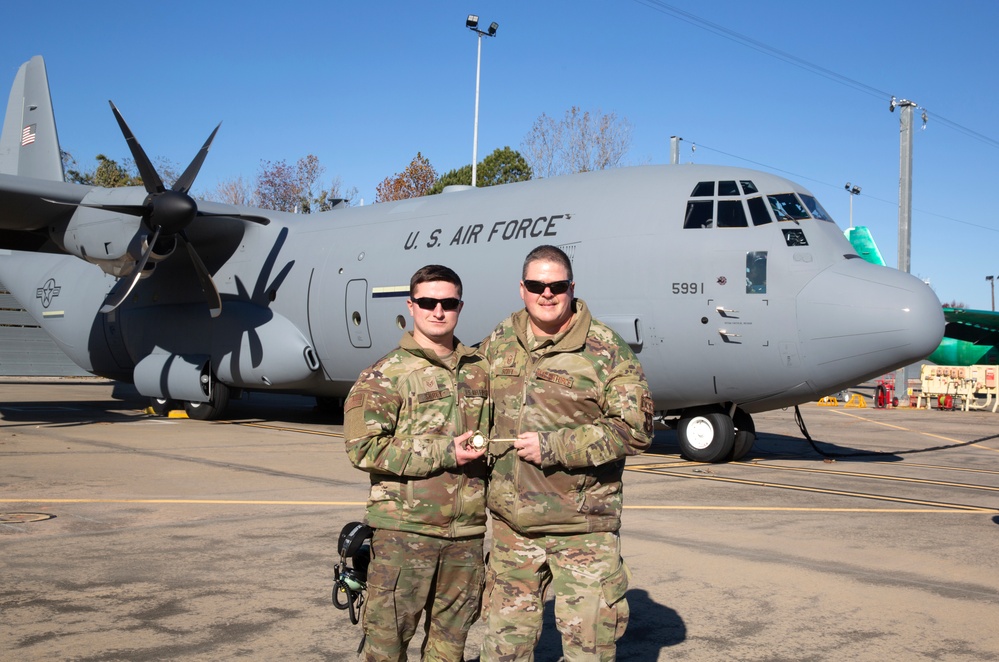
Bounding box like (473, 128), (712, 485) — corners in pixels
(746, 196), (772, 225)
(691, 181), (715, 197)
(767, 193), (809, 221)
(717, 200), (748, 227)
(683, 200), (714, 228)
(799, 194), (833, 222)
(718, 180), (740, 196)
(740, 180), (759, 194)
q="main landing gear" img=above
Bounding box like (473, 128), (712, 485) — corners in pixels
(146, 373), (231, 421)
(675, 406), (755, 463)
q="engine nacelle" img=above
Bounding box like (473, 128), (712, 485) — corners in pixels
(134, 353), (212, 402)
(50, 186), (147, 275)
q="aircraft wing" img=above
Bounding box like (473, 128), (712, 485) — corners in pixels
(0, 174), (88, 230)
(942, 307), (999, 346)
(0, 174), (90, 250)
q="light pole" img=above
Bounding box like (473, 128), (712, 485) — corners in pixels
(466, 15), (498, 187)
(844, 182), (861, 228)
(988, 275), (996, 312)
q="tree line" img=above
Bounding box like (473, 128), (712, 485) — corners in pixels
(64, 106), (631, 209)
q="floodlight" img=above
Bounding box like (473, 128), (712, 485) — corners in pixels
(488, 22), (498, 36)
(467, 15), (478, 29)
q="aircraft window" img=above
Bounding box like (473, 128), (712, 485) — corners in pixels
(717, 200), (748, 227)
(718, 180), (740, 196)
(799, 194), (833, 222)
(740, 180), (759, 194)
(746, 251), (767, 294)
(746, 196), (772, 225)
(691, 181), (715, 197)
(767, 193), (809, 221)
(683, 200), (714, 228)
(782, 228), (808, 246)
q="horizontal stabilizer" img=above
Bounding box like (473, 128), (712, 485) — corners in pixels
(0, 56), (64, 181)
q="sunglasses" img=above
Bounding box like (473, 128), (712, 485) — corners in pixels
(411, 297), (462, 311)
(523, 279), (571, 295)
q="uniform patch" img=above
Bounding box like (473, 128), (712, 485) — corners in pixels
(418, 388), (451, 403)
(535, 369), (574, 389)
(344, 393), (365, 412)
(423, 376), (438, 391)
(462, 388), (488, 398)
(640, 394), (655, 415)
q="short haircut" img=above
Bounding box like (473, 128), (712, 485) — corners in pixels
(410, 264), (463, 298)
(522, 245), (573, 281)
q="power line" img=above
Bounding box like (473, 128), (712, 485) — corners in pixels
(632, 0), (999, 152)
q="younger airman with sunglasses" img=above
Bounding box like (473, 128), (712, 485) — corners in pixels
(344, 264), (489, 661)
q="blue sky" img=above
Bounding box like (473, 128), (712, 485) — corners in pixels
(4, 1), (998, 309)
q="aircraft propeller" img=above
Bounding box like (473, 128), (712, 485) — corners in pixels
(96, 102), (267, 318)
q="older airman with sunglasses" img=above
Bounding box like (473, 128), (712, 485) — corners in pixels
(478, 245), (654, 662)
(344, 264), (489, 661)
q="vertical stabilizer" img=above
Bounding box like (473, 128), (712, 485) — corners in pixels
(0, 56), (64, 181)
(844, 226), (886, 267)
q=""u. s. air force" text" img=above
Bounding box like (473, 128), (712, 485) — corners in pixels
(404, 215), (566, 250)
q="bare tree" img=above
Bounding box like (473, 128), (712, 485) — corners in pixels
(522, 106), (632, 178)
(205, 175), (254, 205)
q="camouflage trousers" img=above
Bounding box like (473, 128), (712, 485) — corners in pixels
(480, 520), (630, 662)
(361, 529), (485, 662)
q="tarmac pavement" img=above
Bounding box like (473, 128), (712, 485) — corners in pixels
(2, 378), (998, 661)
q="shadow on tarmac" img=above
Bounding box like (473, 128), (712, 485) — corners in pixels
(647, 428), (904, 463)
(524, 589), (685, 661)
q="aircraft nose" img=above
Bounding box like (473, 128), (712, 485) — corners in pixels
(795, 260), (944, 390)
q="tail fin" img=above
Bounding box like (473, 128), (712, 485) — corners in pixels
(0, 56), (64, 181)
(844, 226), (886, 267)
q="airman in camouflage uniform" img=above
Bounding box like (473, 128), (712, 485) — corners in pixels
(344, 265), (489, 662)
(479, 246), (653, 662)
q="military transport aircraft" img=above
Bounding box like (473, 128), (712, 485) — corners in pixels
(0, 56), (945, 462)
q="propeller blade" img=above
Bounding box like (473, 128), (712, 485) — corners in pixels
(173, 123), (221, 195)
(99, 227), (161, 315)
(109, 101), (164, 195)
(179, 232), (222, 318)
(196, 210), (272, 225)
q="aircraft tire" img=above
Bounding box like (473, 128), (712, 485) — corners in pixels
(678, 411), (735, 463)
(184, 381), (230, 421)
(149, 397), (177, 416)
(731, 409), (756, 461)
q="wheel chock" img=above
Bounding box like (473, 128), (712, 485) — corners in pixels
(844, 394), (867, 408)
(818, 396), (838, 406)
(167, 410), (190, 419)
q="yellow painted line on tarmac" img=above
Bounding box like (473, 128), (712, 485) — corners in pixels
(829, 408), (999, 452)
(622, 505), (988, 513)
(0, 498), (365, 506)
(0, 498), (980, 513)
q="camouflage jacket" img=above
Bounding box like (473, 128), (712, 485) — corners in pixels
(344, 332), (490, 539)
(480, 299), (653, 535)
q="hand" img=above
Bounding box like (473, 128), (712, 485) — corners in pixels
(513, 432), (542, 465)
(454, 431), (486, 466)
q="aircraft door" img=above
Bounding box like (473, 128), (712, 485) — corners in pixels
(345, 279), (372, 348)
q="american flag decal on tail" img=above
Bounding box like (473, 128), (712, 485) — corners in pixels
(21, 124), (36, 146)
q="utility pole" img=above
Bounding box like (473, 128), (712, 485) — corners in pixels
(670, 136), (682, 165)
(893, 98), (916, 275)
(890, 97), (917, 401)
